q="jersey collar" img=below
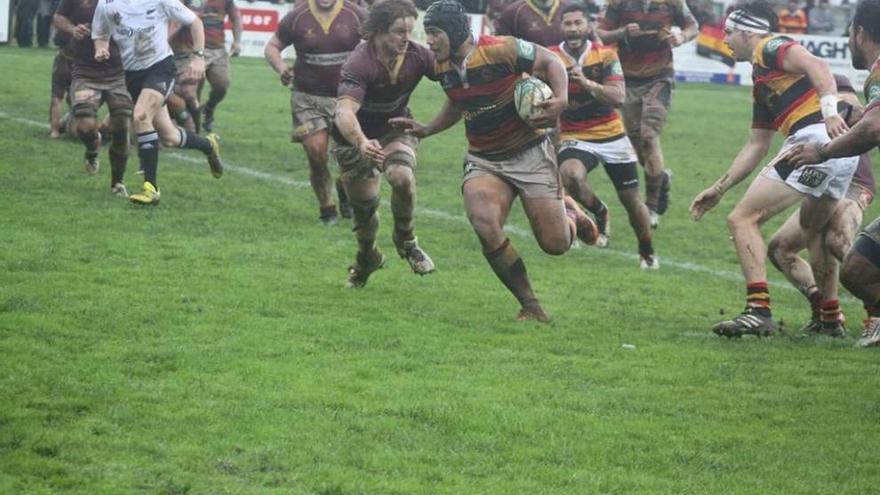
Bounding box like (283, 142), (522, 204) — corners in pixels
(308, 0), (344, 34)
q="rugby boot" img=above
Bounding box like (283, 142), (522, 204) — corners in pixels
(319, 205), (339, 226)
(594, 201), (610, 248)
(346, 248), (386, 288)
(84, 133), (101, 175)
(657, 169), (672, 215)
(856, 317), (880, 347)
(395, 236), (436, 275)
(712, 308), (778, 338)
(649, 209), (660, 229)
(563, 196), (599, 246)
(206, 133), (223, 178)
(639, 253), (660, 270)
(800, 318), (847, 338)
(517, 303), (550, 323)
(110, 182), (129, 198)
(129, 181), (160, 206)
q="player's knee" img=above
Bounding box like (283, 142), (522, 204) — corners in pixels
(384, 154), (415, 189)
(351, 196), (380, 224)
(537, 234), (570, 256)
(825, 230), (851, 262)
(559, 160), (585, 185)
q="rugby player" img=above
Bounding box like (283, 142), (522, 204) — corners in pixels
(597, 0), (698, 228)
(192, 0), (242, 133)
(332, 0), (437, 287)
(92, 0), (225, 205)
(264, 0), (366, 225)
(48, 33), (73, 140)
(551, 3), (657, 268)
(54, 0), (132, 194)
(168, 0), (204, 133)
(494, 0), (574, 46)
(767, 75), (874, 337)
(391, 0), (598, 322)
(689, 1), (856, 338)
(781, 0), (880, 346)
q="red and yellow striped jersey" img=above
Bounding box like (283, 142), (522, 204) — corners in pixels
(435, 35), (545, 160)
(550, 41), (626, 142)
(751, 35), (822, 136)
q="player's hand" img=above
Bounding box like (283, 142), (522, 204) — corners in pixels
(623, 23), (643, 37)
(389, 117), (428, 138)
(359, 138), (386, 165)
(231, 41), (241, 57)
(94, 46), (110, 62)
(778, 142), (824, 167)
(530, 97), (565, 128)
(689, 186), (723, 221)
(187, 56), (206, 82)
(280, 67), (294, 86)
(824, 114), (848, 139)
(664, 31), (685, 47)
(569, 66), (591, 90)
(73, 23), (91, 40)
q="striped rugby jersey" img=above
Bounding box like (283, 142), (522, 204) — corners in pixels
(550, 40), (626, 142)
(599, 0), (696, 81)
(435, 35), (546, 160)
(750, 35), (824, 136)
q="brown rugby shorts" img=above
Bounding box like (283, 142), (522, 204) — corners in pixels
(462, 139), (561, 199)
(622, 76), (673, 141)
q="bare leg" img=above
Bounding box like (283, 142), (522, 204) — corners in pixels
(300, 129), (336, 221)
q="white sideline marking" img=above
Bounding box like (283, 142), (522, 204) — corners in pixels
(0, 110), (807, 294)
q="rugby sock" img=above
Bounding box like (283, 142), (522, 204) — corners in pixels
(109, 147), (127, 186)
(746, 281), (771, 316)
(319, 205), (338, 221)
(645, 173), (662, 211)
(176, 127), (212, 154)
(801, 285), (822, 321)
(638, 235), (654, 257)
(820, 299), (841, 323)
(187, 101), (201, 132)
(137, 131), (159, 187)
(484, 239), (538, 308)
(585, 197), (607, 217)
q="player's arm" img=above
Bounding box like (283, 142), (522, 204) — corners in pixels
(667, 5), (699, 47)
(54, 4), (91, 41)
(596, 5), (646, 44)
(389, 97), (462, 138)
(264, 35), (293, 85)
(228, 2), (243, 56)
(780, 44), (847, 138)
(690, 128), (775, 220)
(91, 1), (112, 60)
(335, 97), (386, 164)
(530, 45), (568, 127)
(163, 0), (205, 78)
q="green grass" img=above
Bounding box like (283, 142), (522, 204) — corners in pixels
(2, 46), (880, 494)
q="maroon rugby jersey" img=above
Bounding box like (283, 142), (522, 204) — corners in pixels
(494, 0), (574, 47)
(56, 0), (123, 80)
(599, 0), (696, 81)
(335, 41), (435, 140)
(276, 0), (366, 97)
(190, 0), (238, 49)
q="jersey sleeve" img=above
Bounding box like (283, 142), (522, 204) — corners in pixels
(226, 0), (239, 16)
(865, 77), (880, 113)
(751, 100), (775, 130)
(601, 50), (624, 82)
(161, 0), (198, 25)
(275, 11), (297, 46)
(760, 36), (797, 71)
(337, 55), (371, 103)
(494, 6), (514, 35)
(91, 0), (112, 39)
(512, 37), (536, 74)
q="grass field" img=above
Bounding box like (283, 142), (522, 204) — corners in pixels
(2, 46), (880, 494)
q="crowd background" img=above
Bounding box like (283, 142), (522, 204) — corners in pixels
(4, 0), (858, 51)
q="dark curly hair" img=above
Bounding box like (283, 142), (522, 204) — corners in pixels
(361, 0), (419, 40)
(853, 0), (880, 43)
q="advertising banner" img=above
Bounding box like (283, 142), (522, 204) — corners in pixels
(224, 1), (295, 58)
(0, 0), (10, 43)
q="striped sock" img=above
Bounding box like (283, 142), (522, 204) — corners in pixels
(820, 299), (841, 323)
(746, 281), (771, 316)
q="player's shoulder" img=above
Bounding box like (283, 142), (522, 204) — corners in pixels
(341, 0), (368, 18)
(755, 35), (795, 66)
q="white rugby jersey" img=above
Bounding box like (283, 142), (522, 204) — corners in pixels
(92, 0), (197, 71)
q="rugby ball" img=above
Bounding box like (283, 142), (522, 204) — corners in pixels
(514, 77), (554, 125)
